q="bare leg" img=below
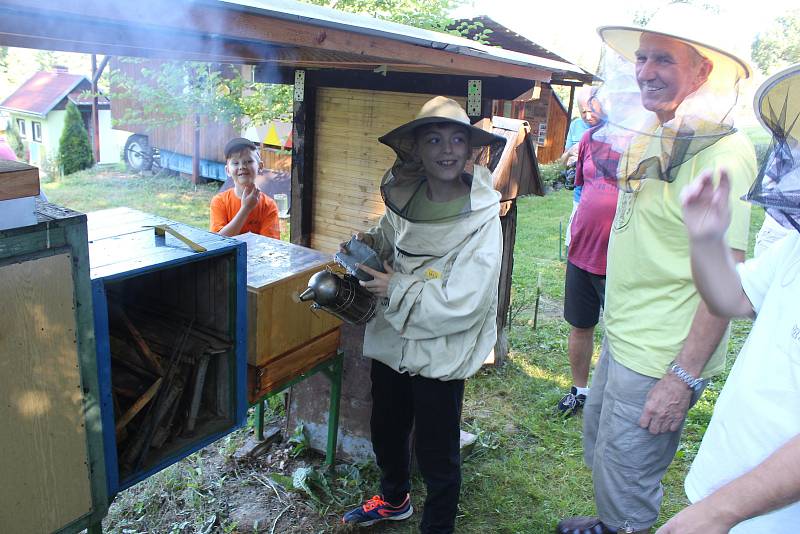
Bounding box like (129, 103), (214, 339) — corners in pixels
(569, 326), (595, 388)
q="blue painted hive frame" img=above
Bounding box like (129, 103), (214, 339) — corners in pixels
(87, 207), (247, 496)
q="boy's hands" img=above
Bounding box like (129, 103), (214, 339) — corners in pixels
(681, 169), (732, 243)
(240, 183), (261, 214)
(339, 232), (374, 253)
(357, 261), (395, 298)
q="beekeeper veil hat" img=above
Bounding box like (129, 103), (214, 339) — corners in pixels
(745, 63), (800, 232)
(590, 4), (751, 192)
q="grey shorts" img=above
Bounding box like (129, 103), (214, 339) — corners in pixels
(583, 340), (706, 531)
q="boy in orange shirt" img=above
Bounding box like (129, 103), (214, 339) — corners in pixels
(210, 137), (280, 238)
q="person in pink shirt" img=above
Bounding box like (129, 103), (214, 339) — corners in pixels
(0, 135), (17, 161)
(556, 123), (620, 417)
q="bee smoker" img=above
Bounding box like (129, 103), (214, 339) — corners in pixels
(299, 270), (377, 325)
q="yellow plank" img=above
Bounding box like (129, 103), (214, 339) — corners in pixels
(0, 253), (93, 532)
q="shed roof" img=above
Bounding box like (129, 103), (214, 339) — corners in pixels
(0, 0), (586, 83)
(452, 16), (594, 84)
(0, 72), (110, 117)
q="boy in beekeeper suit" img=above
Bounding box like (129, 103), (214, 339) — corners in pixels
(340, 96), (504, 534)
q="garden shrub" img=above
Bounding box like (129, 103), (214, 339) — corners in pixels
(58, 101), (94, 175)
(6, 122), (25, 160)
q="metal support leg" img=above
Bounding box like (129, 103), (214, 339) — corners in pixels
(321, 351), (343, 469)
(87, 521), (103, 534)
(255, 398), (265, 441)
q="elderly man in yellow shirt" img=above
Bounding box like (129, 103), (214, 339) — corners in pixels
(557, 5), (755, 534)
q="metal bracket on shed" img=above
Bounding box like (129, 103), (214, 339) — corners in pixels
(148, 224), (207, 253)
(467, 79), (482, 117)
(294, 70), (306, 102)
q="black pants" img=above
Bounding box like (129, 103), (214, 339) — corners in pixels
(370, 360), (465, 534)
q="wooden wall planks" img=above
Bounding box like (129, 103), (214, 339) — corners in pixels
(310, 88), (466, 252)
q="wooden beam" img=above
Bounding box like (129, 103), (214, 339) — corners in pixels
(0, 8), (280, 63)
(290, 73), (317, 247)
(256, 68), (534, 101)
(92, 55), (110, 85)
(91, 54), (101, 163)
(565, 85), (576, 146)
(0, 1), (552, 81)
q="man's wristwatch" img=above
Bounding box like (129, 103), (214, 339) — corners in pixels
(668, 362), (704, 390)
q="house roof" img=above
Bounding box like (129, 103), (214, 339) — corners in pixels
(452, 16), (594, 84)
(0, 0), (586, 83)
(0, 71), (107, 117)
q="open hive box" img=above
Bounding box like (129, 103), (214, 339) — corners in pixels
(87, 208), (247, 492)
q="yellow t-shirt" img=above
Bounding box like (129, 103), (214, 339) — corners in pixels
(604, 131), (755, 379)
(404, 183), (469, 221)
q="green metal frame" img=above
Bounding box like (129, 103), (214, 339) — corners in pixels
(253, 350), (343, 468)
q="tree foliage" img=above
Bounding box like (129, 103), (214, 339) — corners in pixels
(5, 121), (25, 160)
(108, 0), (469, 140)
(300, 0), (466, 33)
(752, 10), (800, 75)
(110, 60), (291, 129)
(59, 101), (94, 175)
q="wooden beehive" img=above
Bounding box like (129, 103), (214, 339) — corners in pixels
(235, 233), (341, 372)
(0, 160), (39, 200)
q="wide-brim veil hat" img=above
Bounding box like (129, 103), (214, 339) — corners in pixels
(598, 5), (751, 87)
(379, 96), (505, 163)
(745, 63), (800, 231)
(590, 4), (751, 191)
(377, 96), (505, 223)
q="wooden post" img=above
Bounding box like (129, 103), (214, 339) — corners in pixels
(494, 200), (517, 364)
(564, 85), (576, 145)
(290, 71), (317, 247)
(90, 54), (100, 163)
(192, 113), (201, 185)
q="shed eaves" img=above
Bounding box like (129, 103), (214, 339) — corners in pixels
(222, 0), (586, 76)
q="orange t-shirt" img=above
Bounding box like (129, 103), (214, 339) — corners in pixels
(209, 188), (280, 239)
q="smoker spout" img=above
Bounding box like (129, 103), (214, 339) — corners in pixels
(298, 287), (316, 302)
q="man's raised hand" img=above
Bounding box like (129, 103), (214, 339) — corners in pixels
(681, 169), (732, 243)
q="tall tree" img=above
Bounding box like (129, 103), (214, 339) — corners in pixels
(59, 101), (94, 175)
(752, 10), (800, 75)
(301, 0), (466, 33)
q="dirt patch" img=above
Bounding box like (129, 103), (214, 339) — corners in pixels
(104, 419), (344, 533)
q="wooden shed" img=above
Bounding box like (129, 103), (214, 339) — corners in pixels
(0, 0), (589, 480)
(454, 16), (595, 163)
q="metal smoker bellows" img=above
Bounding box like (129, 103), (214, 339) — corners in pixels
(299, 270), (377, 325)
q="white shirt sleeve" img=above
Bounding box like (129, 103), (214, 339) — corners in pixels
(737, 232), (798, 314)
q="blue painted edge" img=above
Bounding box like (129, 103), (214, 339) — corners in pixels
(118, 427), (236, 490)
(92, 247), (229, 283)
(96, 242), (249, 494)
(91, 279), (120, 498)
(234, 241), (248, 425)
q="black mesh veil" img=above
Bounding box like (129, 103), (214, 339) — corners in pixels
(588, 38), (745, 193)
(745, 64), (800, 233)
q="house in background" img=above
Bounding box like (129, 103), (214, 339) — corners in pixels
(453, 16), (595, 163)
(0, 67), (119, 167)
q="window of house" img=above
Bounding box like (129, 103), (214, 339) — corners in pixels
(16, 118), (26, 138)
(32, 121), (42, 142)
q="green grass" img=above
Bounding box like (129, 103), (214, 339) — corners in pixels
(42, 165), (220, 229)
(43, 166), (763, 532)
